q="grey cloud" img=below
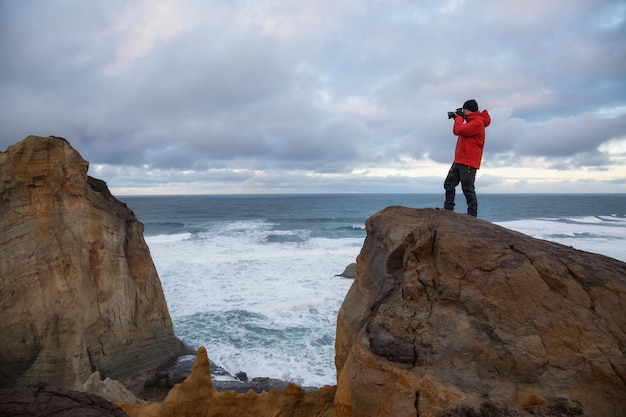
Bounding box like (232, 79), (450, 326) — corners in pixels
(1, 0), (625, 193)
(506, 113), (626, 159)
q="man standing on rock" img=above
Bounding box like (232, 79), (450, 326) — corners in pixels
(443, 99), (491, 217)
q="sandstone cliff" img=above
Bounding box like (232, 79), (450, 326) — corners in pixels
(0, 136), (189, 389)
(117, 206), (626, 417)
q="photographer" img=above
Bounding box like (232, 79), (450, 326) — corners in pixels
(443, 99), (491, 217)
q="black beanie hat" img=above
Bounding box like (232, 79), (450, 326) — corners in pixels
(463, 99), (479, 112)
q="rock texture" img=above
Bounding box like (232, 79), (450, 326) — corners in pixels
(0, 136), (189, 389)
(0, 383), (130, 417)
(334, 206), (626, 417)
(117, 347), (336, 417)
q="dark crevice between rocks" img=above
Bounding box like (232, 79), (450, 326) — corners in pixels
(509, 245), (571, 300)
(564, 263), (598, 314)
(609, 360), (626, 386)
(414, 391), (420, 417)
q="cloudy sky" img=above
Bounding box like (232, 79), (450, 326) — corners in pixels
(1, 0), (625, 195)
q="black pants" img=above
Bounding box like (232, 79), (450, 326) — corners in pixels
(443, 163), (478, 217)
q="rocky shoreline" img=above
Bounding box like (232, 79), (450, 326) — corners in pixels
(125, 353), (316, 403)
(3, 136), (626, 416)
(0, 353), (316, 417)
(124, 260), (356, 402)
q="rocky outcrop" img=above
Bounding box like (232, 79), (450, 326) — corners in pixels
(0, 136), (190, 390)
(335, 206), (626, 417)
(125, 355), (300, 402)
(117, 347), (336, 417)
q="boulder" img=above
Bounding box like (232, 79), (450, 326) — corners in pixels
(80, 372), (144, 405)
(0, 136), (190, 390)
(335, 262), (357, 278)
(334, 206), (626, 417)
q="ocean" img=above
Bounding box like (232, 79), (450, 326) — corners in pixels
(123, 193), (626, 387)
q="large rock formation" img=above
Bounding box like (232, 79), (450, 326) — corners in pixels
(0, 136), (189, 389)
(335, 206), (626, 417)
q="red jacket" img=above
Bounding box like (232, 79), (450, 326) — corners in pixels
(452, 110), (491, 169)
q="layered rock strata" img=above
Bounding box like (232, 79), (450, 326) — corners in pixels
(0, 136), (189, 389)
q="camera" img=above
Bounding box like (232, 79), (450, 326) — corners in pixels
(447, 108), (464, 119)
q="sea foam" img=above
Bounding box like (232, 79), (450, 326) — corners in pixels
(496, 216), (626, 262)
(146, 219), (358, 386)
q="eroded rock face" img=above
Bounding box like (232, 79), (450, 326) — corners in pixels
(334, 206), (626, 417)
(0, 136), (189, 389)
(117, 347), (336, 417)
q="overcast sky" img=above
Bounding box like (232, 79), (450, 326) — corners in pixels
(1, 0), (625, 195)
